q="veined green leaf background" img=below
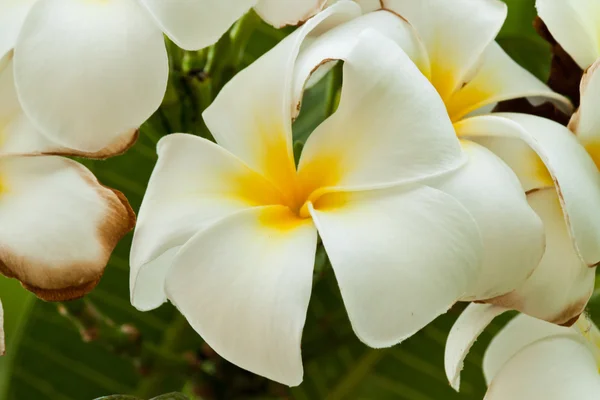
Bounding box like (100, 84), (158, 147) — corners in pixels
(0, 1), (591, 399)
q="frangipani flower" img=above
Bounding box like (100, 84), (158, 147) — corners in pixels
(130, 1), (544, 385)
(0, 56), (135, 301)
(446, 305), (600, 399)
(0, 0), (328, 154)
(315, 0), (600, 325)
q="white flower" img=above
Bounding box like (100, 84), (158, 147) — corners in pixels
(306, 0), (600, 325)
(0, 57), (135, 301)
(0, 0), (328, 154)
(130, 1), (543, 386)
(447, 305), (600, 399)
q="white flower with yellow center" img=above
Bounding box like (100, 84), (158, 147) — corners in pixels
(130, 2), (546, 385)
(447, 305), (600, 399)
(0, 0), (329, 154)
(0, 56), (135, 301)
(305, 0), (600, 326)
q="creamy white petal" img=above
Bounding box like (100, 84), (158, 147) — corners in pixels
(456, 113), (600, 266)
(485, 335), (600, 399)
(203, 1), (361, 191)
(570, 59), (600, 156)
(298, 30), (463, 195)
(483, 314), (578, 384)
(0, 0), (36, 61)
(13, 0), (168, 152)
(489, 189), (595, 325)
(446, 42), (571, 122)
(138, 0), (257, 51)
(309, 185), (482, 348)
(165, 206), (317, 386)
(433, 141), (545, 300)
(0, 60), (136, 158)
(444, 303), (508, 391)
(536, 0), (600, 69)
(0, 156), (134, 301)
(254, 0), (328, 27)
(130, 134), (283, 311)
(382, 0), (507, 99)
(293, 10), (429, 114)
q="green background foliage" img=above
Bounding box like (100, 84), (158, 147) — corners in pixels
(0, 1), (595, 399)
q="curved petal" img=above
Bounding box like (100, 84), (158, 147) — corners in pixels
(13, 0), (168, 152)
(536, 0), (600, 69)
(446, 42), (572, 122)
(432, 141), (545, 300)
(0, 0), (36, 61)
(0, 60), (137, 158)
(138, 0), (257, 51)
(254, 0), (328, 28)
(483, 314), (578, 384)
(570, 59), (600, 163)
(130, 134), (284, 311)
(165, 206), (318, 386)
(203, 1), (361, 192)
(444, 303), (509, 391)
(456, 113), (600, 266)
(485, 335), (600, 400)
(297, 30), (463, 197)
(309, 185), (482, 348)
(382, 0), (507, 99)
(489, 189), (595, 325)
(293, 10), (430, 114)
(0, 156), (134, 301)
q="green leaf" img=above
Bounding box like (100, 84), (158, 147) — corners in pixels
(151, 393), (189, 400)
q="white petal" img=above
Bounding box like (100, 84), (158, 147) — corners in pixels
(490, 189), (595, 325)
(444, 303), (508, 391)
(485, 335), (600, 400)
(254, 0), (328, 28)
(165, 206), (318, 386)
(309, 185), (482, 348)
(0, 0), (36, 61)
(0, 60), (136, 158)
(536, 0), (600, 69)
(130, 134), (284, 311)
(456, 113), (600, 266)
(483, 314), (577, 384)
(138, 0), (257, 51)
(570, 59), (600, 155)
(445, 42), (571, 122)
(0, 156), (134, 301)
(433, 141), (545, 300)
(297, 30), (463, 194)
(382, 0), (507, 99)
(13, 0), (168, 152)
(293, 10), (429, 114)
(203, 1), (361, 191)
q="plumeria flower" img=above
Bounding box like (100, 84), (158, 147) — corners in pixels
(130, 1), (544, 385)
(0, 56), (135, 301)
(0, 0), (328, 154)
(446, 305), (600, 399)
(303, 0), (600, 325)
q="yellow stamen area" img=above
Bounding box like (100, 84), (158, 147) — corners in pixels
(584, 141), (600, 172)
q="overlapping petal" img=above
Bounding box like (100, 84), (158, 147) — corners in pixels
(571, 59), (600, 160)
(138, 0), (256, 51)
(130, 134), (284, 311)
(0, 156), (134, 301)
(536, 0), (600, 69)
(0, 0), (36, 64)
(13, 0), (168, 152)
(489, 188), (595, 325)
(382, 0), (507, 99)
(456, 113), (600, 266)
(432, 141), (545, 300)
(165, 206), (317, 386)
(309, 185), (481, 348)
(254, 0), (328, 27)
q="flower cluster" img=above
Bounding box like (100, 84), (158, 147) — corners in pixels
(2, 0), (600, 396)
